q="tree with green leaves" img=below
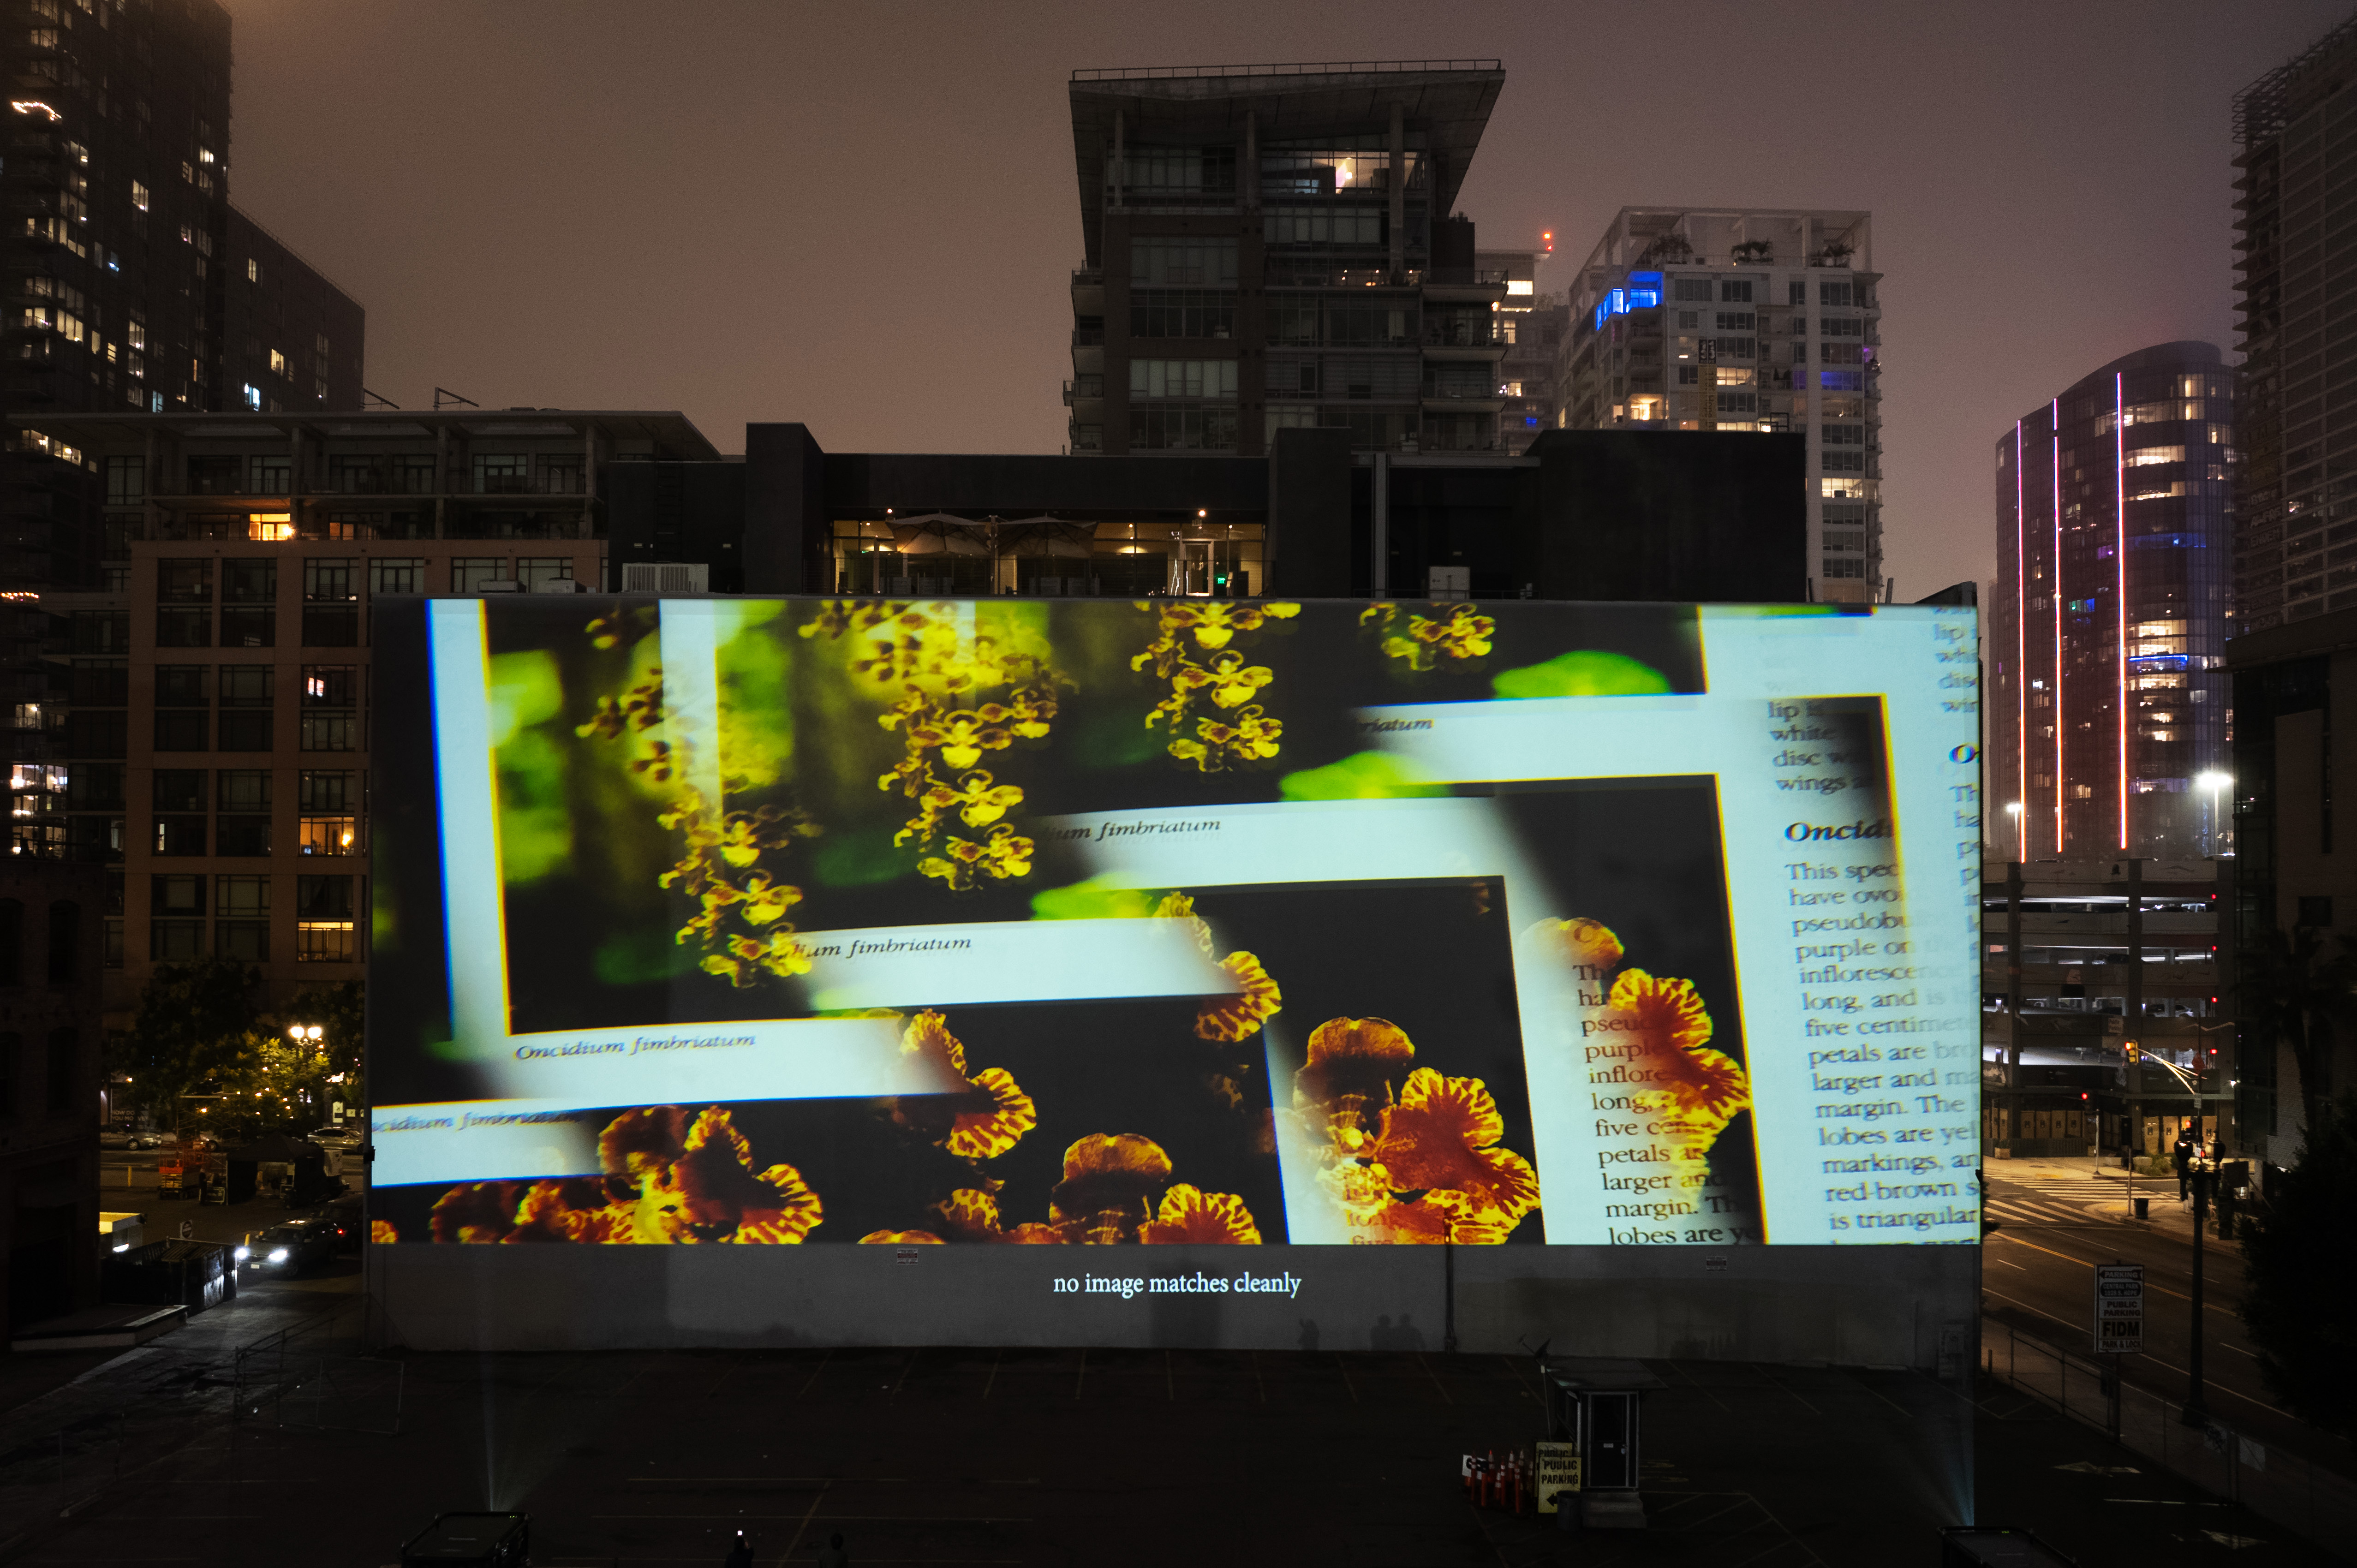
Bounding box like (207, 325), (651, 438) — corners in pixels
(2238, 1091), (2357, 1443)
(123, 957), (258, 1127)
(2236, 925), (2354, 1145)
(203, 1030), (335, 1141)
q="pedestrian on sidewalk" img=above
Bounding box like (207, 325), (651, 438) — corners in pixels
(816, 1531), (851, 1566)
(724, 1529), (752, 1568)
(2173, 1127), (2196, 1200)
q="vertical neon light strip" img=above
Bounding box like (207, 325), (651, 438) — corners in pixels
(2015, 421), (2027, 863)
(2052, 401), (2063, 854)
(2115, 372), (2127, 850)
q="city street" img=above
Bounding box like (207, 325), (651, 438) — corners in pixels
(1978, 1162), (2355, 1483)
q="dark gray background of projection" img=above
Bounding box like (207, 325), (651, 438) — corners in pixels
(366, 1240), (1976, 1368)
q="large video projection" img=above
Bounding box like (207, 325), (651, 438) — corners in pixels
(370, 596), (1980, 1253)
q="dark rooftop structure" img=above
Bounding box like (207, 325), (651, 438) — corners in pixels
(1066, 60), (1506, 267)
(603, 422), (1807, 604)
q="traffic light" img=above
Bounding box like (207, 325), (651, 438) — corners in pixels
(2123, 1040), (2142, 1064)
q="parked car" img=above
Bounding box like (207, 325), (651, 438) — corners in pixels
(317, 1195), (365, 1254)
(238, 1217), (340, 1276)
(128, 1131), (165, 1150)
(306, 1125), (361, 1148)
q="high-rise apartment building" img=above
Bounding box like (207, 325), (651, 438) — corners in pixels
(5, 0), (365, 893)
(9, 406), (716, 1016)
(2231, 13), (2357, 633)
(1554, 209), (1881, 602)
(1480, 244), (1560, 454)
(1064, 61), (1516, 459)
(1990, 343), (2234, 861)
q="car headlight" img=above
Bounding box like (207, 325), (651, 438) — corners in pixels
(267, 1248), (289, 1264)
(233, 1246), (250, 1261)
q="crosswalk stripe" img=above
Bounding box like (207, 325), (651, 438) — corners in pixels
(1989, 1204), (2110, 1227)
(1987, 1201), (2105, 1225)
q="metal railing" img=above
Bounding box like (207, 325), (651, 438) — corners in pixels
(1074, 60), (1500, 81)
(0, 1300), (397, 1556)
(233, 1304), (404, 1435)
(1423, 324), (1508, 348)
(1981, 1319), (2356, 1554)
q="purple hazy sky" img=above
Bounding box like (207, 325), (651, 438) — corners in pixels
(223, 0), (2347, 599)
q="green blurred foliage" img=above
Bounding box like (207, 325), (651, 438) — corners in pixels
(815, 824), (914, 888)
(1278, 751), (1446, 801)
(1030, 877), (1166, 921)
(594, 929), (690, 986)
(1491, 649), (1673, 699)
(716, 600), (792, 791)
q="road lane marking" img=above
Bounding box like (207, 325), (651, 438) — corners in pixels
(1987, 1232), (2239, 1318)
(1981, 1287), (2296, 1421)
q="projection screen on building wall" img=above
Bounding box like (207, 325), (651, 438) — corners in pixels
(366, 595), (1981, 1253)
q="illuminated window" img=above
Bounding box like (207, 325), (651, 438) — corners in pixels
(246, 513), (292, 541)
(296, 922), (355, 962)
(2126, 445), (2184, 466)
(268, 348), (286, 375)
(1505, 280), (1533, 296)
(298, 816), (357, 855)
(246, 258), (258, 284)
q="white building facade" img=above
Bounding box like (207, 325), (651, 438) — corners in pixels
(1554, 208), (1883, 602)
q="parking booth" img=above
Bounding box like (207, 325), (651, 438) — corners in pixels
(1539, 1358), (1664, 1529)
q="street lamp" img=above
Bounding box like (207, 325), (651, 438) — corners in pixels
(287, 1024), (325, 1118)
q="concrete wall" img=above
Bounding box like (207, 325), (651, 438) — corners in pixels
(368, 1242), (1974, 1371)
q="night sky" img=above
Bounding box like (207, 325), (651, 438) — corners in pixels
(222, 0), (2347, 600)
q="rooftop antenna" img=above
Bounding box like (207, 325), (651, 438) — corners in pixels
(362, 388), (399, 410)
(432, 387), (479, 410)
